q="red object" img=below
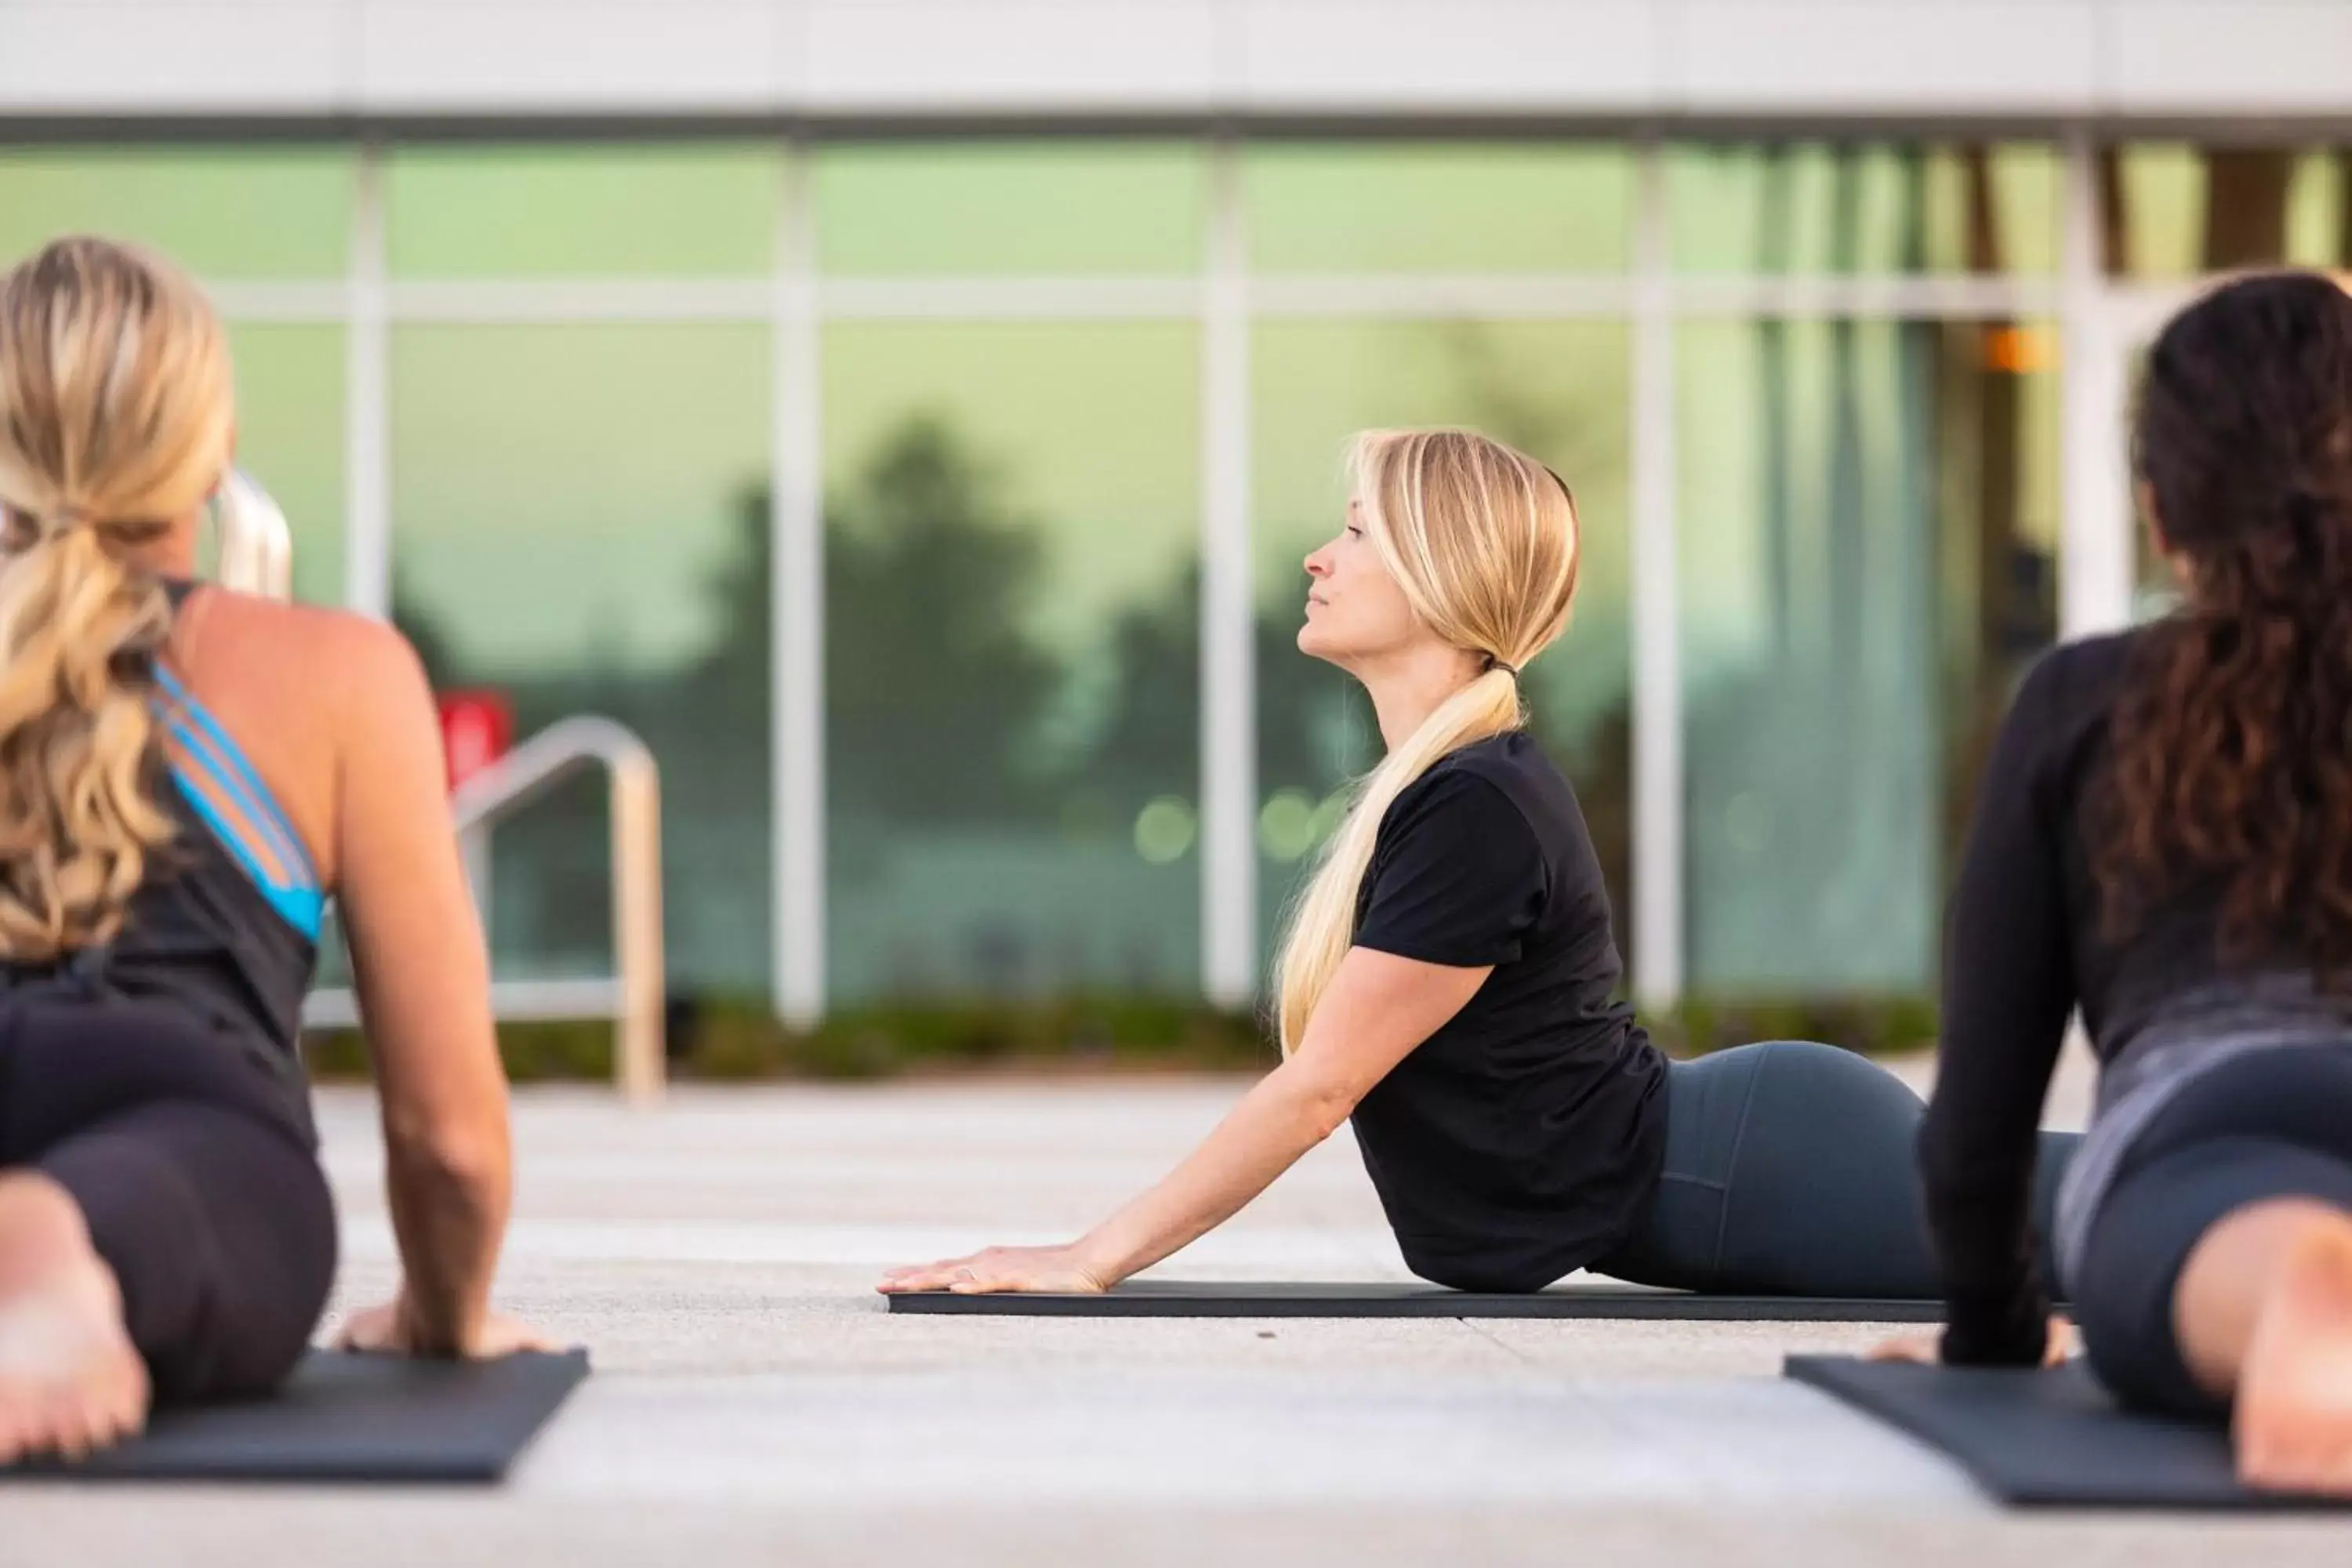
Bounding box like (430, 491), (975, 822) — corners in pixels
(437, 690), (513, 793)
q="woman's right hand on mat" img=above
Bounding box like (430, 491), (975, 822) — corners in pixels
(877, 1243), (1112, 1296)
(333, 1293), (561, 1359)
(1867, 1313), (2078, 1368)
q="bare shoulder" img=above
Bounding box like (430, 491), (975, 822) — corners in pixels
(168, 588), (444, 887)
(185, 588), (433, 717)
(309, 605), (433, 710)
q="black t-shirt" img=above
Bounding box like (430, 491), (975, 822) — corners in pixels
(1345, 732), (1668, 1292)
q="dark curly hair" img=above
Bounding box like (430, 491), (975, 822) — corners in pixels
(2094, 271), (2352, 978)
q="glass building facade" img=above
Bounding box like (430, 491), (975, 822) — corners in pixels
(4, 135), (2343, 1018)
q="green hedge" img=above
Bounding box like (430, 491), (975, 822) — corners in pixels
(302, 990), (1942, 1085)
(1642, 993), (1943, 1061)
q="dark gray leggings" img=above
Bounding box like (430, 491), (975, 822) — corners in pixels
(0, 994), (335, 1403)
(1595, 1040), (2079, 1298)
(2074, 1042), (2352, 1417)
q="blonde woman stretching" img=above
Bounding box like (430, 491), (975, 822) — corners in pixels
(0, 237), (546, 1465)
(885, 428), (2078, 1301)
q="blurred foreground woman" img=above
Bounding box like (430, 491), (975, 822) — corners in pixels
(0, 237), (546, 1463)
(1889, 271), (2352, 1494)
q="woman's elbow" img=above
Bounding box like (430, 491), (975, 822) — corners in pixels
(1278, 1073), (1360, 1145)
(386, 1114), (510, 1203)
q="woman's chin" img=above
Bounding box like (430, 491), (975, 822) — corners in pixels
(1295, 638), (1354, 674)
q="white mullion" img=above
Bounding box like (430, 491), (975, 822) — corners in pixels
(326, 274), (2064, 330)
(1668, 274), (2060, 321)
(346, 139), (390, 620)
(209, 281), (352, 323)
(387, 278), (773, 325)
(821, 277), (1202, 321)
(1200, 132), (1257, 1013)
(1247, 274), (1637, 318)
(2103, 279), (2201, 343)
(2059, 128), (2133, 639)
(775, 136), (827, 1027)
(1630, 135), (1683, 1010)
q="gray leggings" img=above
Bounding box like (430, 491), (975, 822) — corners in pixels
(1595, 1040), (2079, 1298)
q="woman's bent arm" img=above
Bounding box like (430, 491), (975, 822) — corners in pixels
(330, 619), (516, 1352)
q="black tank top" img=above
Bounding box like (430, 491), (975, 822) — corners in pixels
(0, 582), (321, 1137)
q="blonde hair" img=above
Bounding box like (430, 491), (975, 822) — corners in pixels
(0, 237), (234, 958)
(1273, 428), (1581, 1052)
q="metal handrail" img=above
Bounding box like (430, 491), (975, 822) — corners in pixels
(300, 720), (667, 1103)
(456, 720), (666, 1104)
(217, 474), (667, 1103)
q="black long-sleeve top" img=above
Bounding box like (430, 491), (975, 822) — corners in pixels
(1920, 628), (2307, 1363)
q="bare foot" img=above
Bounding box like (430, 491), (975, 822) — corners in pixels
(0, 1174), (149, 1465)
(2236, 1214), (2352, 1495)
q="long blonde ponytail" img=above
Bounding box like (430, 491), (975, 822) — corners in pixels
(1273, 430), (1581, 1052)
(0, 237), (234, 958)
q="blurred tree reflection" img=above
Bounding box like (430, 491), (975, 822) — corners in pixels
(396, 376), (1632, 1004)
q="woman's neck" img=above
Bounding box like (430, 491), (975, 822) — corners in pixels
(1358, 644), (1488, 750)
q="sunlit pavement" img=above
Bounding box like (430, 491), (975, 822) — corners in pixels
(7, 1045), (2349, 1565)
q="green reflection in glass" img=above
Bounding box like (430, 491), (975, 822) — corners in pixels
(0, 147), (353, 279)
(2114, 145), (2201, 278)
(822, 321), (1200, 1002)
(1252, 319), (1632, 968)
(1247, 142), (1632, 274)
(390, 324), (773, 996)
(1670, 143), (2060, 275)
(2111, 145), (2350, 278)
(816, 141), (1206, 276)
(387, 144), (780, 279)
(2285, 154), (2349, 270)
(227, 325), (344, 608)
(1677, 316), (2059, 994)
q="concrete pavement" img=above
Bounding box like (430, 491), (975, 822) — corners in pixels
(9, 1045), (2350, 1565)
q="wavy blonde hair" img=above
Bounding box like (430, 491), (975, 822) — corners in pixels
(0, 237), (234, 958)
(1273, 428), (1581, 1052)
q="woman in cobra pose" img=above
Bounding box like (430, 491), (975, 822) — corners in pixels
(884, 426), (2076, 1304)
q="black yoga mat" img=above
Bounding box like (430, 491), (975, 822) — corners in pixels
(1, 1348), (590, 1484)
(1788, 1354), (2352, 1510)
(887, 1279), (1945, 1320)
